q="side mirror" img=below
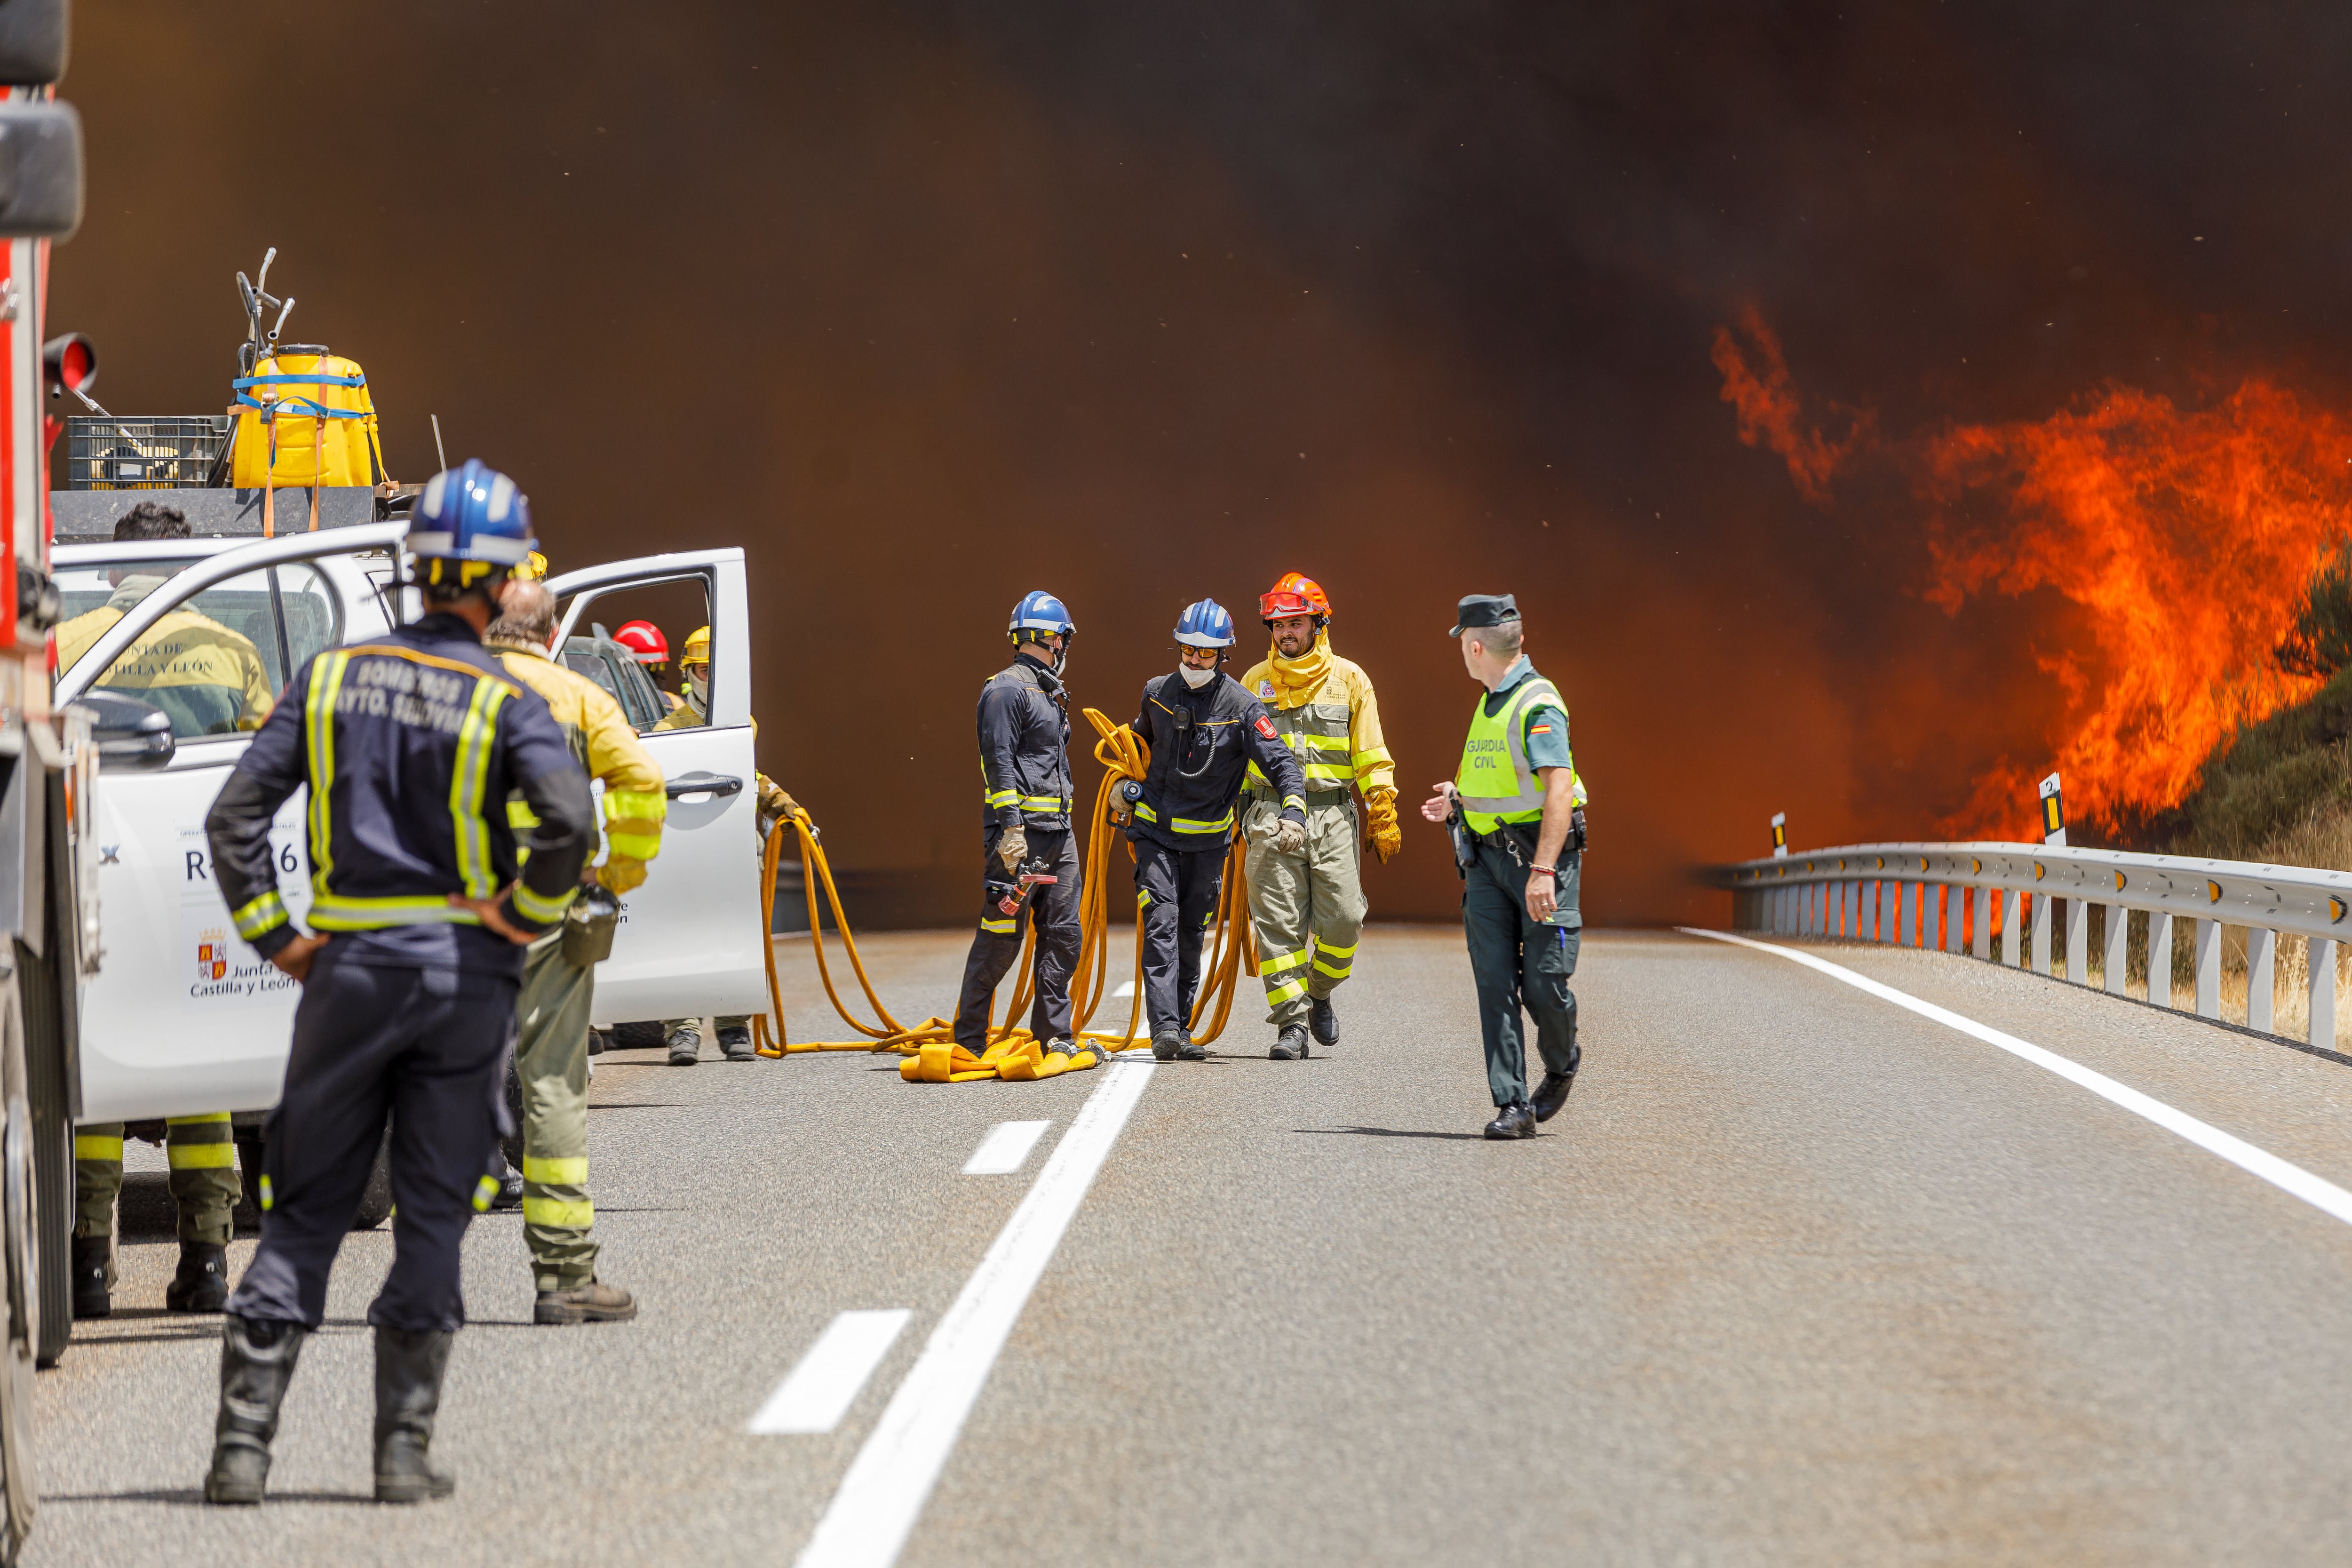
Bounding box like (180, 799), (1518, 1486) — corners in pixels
(70, 690), (172, 772)
(0, 101), (80, 239)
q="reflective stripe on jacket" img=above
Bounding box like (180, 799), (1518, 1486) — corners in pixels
(1239, 651), (1394, 797)
(976, 653), (1073, 829)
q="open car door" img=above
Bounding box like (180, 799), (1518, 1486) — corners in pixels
(547, 549), (767, 1026)
(56, 524), (405, 1121)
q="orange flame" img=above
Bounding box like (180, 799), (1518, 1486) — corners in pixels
(1923, 381), (2352, 834)
(1711, 305), (1873, 504)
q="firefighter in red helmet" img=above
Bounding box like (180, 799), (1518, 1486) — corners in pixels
(1239, 573), (1400, 1060)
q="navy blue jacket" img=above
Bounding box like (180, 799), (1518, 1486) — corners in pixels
(206, 613), (596, 976)
(1128, 671), (1307, 853)
(977, 650), (1074, 831)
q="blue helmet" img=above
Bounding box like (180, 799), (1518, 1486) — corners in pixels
(411, 460), (536, 590)
(1008, 590), (1074, 641)
(1173, 598), (1235, 648)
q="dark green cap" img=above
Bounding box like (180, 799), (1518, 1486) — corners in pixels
(1450, 593), (1521, 637)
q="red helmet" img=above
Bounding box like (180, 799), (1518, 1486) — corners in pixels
(1259, 572), (1333, 626)
(613, 620), (669, 665)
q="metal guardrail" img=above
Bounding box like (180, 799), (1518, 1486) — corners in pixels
(1712, 842), (2352, 1047)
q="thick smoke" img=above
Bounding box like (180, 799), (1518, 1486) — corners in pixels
(48, 3), (2352, 923)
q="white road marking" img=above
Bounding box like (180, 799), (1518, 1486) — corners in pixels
(795, 1059), (1155, 1568)
(749, 1310), (913, 1436)
(1113, 979), (1136, 998)
(962, 1120), (1051, 1176)
(1684, 927), (2352, 1228)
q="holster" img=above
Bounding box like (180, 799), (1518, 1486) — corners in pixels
(561, 884), (621, 967)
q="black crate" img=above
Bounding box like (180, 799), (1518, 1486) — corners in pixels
(64, 415), (232, 491)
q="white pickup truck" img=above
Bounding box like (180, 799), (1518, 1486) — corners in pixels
(55, 522), (771, 1132)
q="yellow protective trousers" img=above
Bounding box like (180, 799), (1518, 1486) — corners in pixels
(74, 1114), (241, 1282)
(516, 930), (598, 1291)
(1242, 796), (1366, 1026)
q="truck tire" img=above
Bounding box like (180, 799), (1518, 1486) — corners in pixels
(350, 1127), (394, 1232)
(0, 966), (39, 1558)
(16, 942), (69, 1371)
(236, 1125), (396, 1232)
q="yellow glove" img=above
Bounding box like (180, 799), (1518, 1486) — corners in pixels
(1365, 786), (1402, 863)
(597, 857), (649, 895)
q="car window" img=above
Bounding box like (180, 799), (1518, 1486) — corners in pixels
(54, 558), (342, 741)
(561, 637), (666, 731)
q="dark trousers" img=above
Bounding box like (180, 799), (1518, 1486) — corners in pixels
(226, 948), (514, 1333)
(1136, 837), (1224, 1036)
(954, 825), (1084, 1049)
(1462, 840), (1581, 1107)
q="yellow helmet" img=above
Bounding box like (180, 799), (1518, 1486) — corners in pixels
(681, 625), (711, 670)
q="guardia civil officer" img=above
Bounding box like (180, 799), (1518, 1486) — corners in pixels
(199, 461), (596, 1505)
(1421, 594), (1586, 1140)
(952, 592), (1085, 1055)
(1129, 600), (1308, 1059)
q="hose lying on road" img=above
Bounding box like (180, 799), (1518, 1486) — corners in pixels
(748, 706), (1260, 1081)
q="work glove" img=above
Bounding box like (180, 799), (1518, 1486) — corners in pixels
(1271, 814), (1307, 858)
(756, 776), (801, 839)
(597, 857), (649, 896)
(1365, 786), (1403, 864)
(997, 821), (1029, 874)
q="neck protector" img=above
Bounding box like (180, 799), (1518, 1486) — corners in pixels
(1266, 629), (1333, 707)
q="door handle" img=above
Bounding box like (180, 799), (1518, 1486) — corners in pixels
(666, 773), (744, 799)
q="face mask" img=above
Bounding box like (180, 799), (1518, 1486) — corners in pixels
(1178, 663), (1216, 690)
(688, 669), (709, 705)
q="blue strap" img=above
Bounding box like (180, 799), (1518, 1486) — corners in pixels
(234, 393), (368, 419)
(233, 372), (366, 389)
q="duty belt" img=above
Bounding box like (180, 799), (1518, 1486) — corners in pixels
(1249, 787), (1351, 810)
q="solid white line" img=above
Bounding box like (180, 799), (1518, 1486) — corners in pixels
(1112, 979), (1136, 998)
(749, 1310), (914, 1436)
(1681, 927), (2352, 1228)
(794, 1059), (1155, 1568)
(961, 1120), (1052, 1176)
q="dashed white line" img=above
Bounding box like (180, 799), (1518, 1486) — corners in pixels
(1683, 927), (2352, 1228)
(749, 1310), (913, 1435)
(794, 1059), (1155, 1568)
(962, 1120), (1051, 1176)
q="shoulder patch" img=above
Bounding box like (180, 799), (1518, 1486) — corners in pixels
(1255, 714), (1278, 740)
(1259, 680), (1275, 698)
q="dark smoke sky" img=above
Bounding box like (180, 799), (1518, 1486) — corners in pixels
(49, 3), (2352, 923)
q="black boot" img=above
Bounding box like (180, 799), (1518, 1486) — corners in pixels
(1309, 995), (1340, 1048)
(1150, 1025), (1181, 1062)
(374, 1326), (458, 1503)
(1531, 1070), (1576, 1123)
(1174, 1022), (1206, 1062)
(204, 1315), (307, 1504)
(1483, 1102), (1537, 1140)
(1269, 1024), (1310, 1061)
(166, 1241), (230, 1313)
(71, 1234), (109, 1321)
(718, 1024), (756, 1061)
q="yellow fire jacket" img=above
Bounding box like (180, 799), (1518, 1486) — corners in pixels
(1240, 640), (1396, 798)
(56, 579), (276, 736)
(491, 639), (667, 893)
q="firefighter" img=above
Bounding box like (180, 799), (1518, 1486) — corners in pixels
(63, 501), (264, 1316)
(199, 460), (596, 1505)
(1240, 573), (1401, 1059)
(485, 582), (663, 1324)
(1129, 600), (1309, 1060)
(952, 592), (1086, 1058)
(613, 619), (683, 712)
(655, 623), (797, 1063)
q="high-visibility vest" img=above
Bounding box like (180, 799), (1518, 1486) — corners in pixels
(1454, 673), (1568, 835)
(1255, 697), (1354, 792)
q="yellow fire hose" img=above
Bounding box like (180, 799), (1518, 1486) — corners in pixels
(748, 707), (1261, 1082)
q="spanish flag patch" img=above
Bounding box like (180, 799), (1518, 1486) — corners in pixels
(1530, 723), (1553, 734)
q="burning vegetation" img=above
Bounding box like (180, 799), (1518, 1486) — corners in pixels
(1716, 315), (2352, 845)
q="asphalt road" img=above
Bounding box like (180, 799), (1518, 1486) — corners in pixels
(24, 923), (2352, 1565)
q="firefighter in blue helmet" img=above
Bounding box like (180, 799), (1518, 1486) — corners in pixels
(951, 592), (1088, 1057)
(1128, 599), (1309, 1059)
(198, 460), (597, 1507)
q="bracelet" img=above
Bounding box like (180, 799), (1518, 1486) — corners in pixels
(1527, 865), (1557, 880)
